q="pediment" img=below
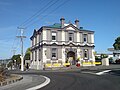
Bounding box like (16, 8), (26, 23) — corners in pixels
(63, 24), (79, 31)
(66, 26), (75, 30)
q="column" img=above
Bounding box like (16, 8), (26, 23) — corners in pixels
(92, 49), (95, 66)
(43, 30), (47, 40)
(77, 48), (81, 59)
(62, 31), (65, 43)
(77, 32), (80, 42)
(42, 48), (47, 63)
(91, 34), (94, 44)
(62, 47), (66, 63)
(37, 49), (39, 69)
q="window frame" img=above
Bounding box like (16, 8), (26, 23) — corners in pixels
(83, 49), (89, 60)
(69, 33), (74, 41)
(83, 34), (88, 43)
(51, 48), (57, 60)
(52, 32), (57, 41)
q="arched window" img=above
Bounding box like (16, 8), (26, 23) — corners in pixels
(84, 49), (89, 59)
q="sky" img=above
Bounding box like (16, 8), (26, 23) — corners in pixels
(0, 0), (120, 59)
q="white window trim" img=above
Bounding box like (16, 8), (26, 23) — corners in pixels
(52, 32), (57, 41)
(84, 49), (89, 60)
(51, 48), (57, 60)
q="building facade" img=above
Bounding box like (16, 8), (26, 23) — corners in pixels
(30, 18), (95, 70)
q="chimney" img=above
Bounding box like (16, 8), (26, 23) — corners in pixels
(60, 17), (65, 28)
(75, 19), (79, 28)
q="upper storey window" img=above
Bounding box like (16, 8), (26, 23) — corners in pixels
(83, 34), (87, 43)
(69, 33), (74, 41)
(52, 32), (56, 41)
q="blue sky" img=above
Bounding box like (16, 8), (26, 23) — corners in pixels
(0, 0), (120, 59)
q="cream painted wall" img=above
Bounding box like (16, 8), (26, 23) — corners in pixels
(62, 47), (66, 63)
(91, 34), (94, 43)
(42, 30), (47, 40)
(62, 31), (65, 42)
(77, 32), (80, 42)
(42, 48), (47, 63)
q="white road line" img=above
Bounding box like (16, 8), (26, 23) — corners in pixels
(96, 70), (111, 75)
(26, 75), (50, 90)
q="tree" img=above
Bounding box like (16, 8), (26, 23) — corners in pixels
(24, 48), (31, 60)
(11, 54), (21, 65)
(113, 37), (120, 50)
(101, 54), (108, 59)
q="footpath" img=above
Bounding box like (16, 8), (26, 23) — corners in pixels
(0, 75), (46, 90)
(43, 64), (120, 72)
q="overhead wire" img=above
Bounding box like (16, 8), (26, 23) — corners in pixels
(9, 28), (20, 57)
(8, 0), (62, 58)
(25, 0), (70, 28)
(19, 0), (44, 27)
(19, 0), (57, 27)
(10, 0), (71, 58)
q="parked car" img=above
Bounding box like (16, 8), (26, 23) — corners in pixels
(115, 59), (120, 64)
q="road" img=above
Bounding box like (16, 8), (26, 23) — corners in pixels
(39, 70), (120, 90)
(2, 69), (120, 90)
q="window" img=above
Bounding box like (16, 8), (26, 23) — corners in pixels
(51, 48), (57, 59)
(52, 36), (56, 40)
(52, 32), (56, 41)
(69, 33), (73, 41)
(83, 34), (87, 42)
(84, 49), (88, 59)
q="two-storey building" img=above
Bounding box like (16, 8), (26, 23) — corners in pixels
(30, 18), (95, 70)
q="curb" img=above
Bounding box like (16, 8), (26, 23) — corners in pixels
(26, 75), (50, 90)
(0, 74), (23, 86)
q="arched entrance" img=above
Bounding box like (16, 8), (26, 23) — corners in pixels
(67, 51), (76, 65)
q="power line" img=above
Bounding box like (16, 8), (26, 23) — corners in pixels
(10, 28), (20, 57)
(10, 0), (71, 58)
(25, 0), (70, 28)
(24, 0), (60, 28)
(19, 0), (56, 27)
(19, 0), (50, 26)
(11, 49), (16, 56)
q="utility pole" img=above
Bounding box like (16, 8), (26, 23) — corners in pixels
(16, 27), (26, 71)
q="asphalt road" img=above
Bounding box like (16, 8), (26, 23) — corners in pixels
(3, 68), (120, 90)
(39, 70), (120, 90)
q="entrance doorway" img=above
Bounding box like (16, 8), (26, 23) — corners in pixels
(67, 51), (76, 65)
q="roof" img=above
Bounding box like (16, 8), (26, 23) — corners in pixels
(44, 23), (94, 32)
(47, 23), (61, 28)
(30, 22), (94, 39)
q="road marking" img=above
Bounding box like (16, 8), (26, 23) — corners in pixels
(96, 70), (111, 75)
(82, 72), (96, 75)
(26, 75), (50, 90)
